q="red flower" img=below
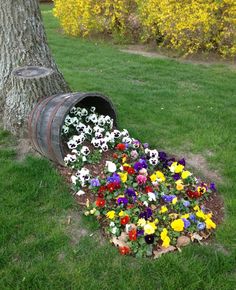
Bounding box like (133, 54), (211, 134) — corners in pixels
(98, 185), (107, 194)
(127, 167), (135, 175)
(187, 189), (202, 199)
(96, 198), (106, 207)
(120, 215), (130, 225)
(107, 182), (120, 193)
(128, 229), (137, 241)
(127, 204), (134, 209)
(97, 192), (104, 198)
(113, 153), (118, 159)
(116, 143), (126, 151)
(119, 246), (130, 255)
(145, 186), (153, 193)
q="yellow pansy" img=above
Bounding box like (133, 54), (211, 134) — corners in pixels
(169, 213), (178, 219)
(176, 180), (184, 191)
(118, 172), (128, 183)
(175, 164), (184, 173)
(169, 162), (177, 173)
(160, 228), (168, 240)
(154, 218), (159, 224)
(156, 171), (166, 182)
(162, 236), (170, 248)
(181, 213), (190, 219)
(181, 170), (192, 179)
(123, 163), (131, 168)
(197, 186), (206, 194)
(193, 205), (200, 211)
(159, 205), (168, 214)
(119, 210), (125, 217)
(172, 197), (178, 205)
(171, 219), (184, 232)
(196, 210), (206, 220)
(106, 210), (116, 220)
(205, 218), (216, 230)
(150, 173), (157, 182)
(90, 208), (96, 215)
(144, 221), (157, 235)
(137, 218), (147, 227)
(122, 156), (127, 163)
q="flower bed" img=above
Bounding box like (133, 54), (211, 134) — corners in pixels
(62, 106), (220, 258)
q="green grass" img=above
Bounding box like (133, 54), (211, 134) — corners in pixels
(0, 4), (236, 289)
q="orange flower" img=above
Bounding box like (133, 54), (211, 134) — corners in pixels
(119, 246), (130, 255)
(128, 229), (137, 241)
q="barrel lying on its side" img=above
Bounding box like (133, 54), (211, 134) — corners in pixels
(28, 92), (117, 165)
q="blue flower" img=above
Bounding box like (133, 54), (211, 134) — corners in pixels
(189, 214), (197, 223)
(183, 200), (190, 207)
(197, 222), (205, 230)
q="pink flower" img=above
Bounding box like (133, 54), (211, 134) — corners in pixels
(139, 168), (148, 176)
(136, 174), (147, 185)
(131, 150), (139, 159)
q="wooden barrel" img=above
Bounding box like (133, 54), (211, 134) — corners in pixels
(28, 92), (117, 165)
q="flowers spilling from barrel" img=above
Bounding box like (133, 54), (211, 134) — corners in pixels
(62, 106), (217, 258)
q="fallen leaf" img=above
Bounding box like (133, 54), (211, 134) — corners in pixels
(191, 232), (203, 244)
(153, 246), (176, 259)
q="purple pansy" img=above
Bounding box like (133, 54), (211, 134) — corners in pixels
(117, 197), (128, 205)
(125, 188), (137, 202)
(144, 234), (155, 244)
(137, 229), (144, 237)
(90, 178), (100, 187)
(178, 158), (186, 166)
(172, 173), (181, 181)
(210, 183), (216, 191)
(143, 143), (149, 149)
(182, 218), (191, 229)
(162, 194), (176, 203)
(107, 173), (121, 183)
(139, 207), (152, 220)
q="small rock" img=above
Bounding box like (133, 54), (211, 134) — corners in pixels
(177, 236), (190, 248)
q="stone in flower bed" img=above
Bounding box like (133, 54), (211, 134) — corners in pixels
(61, 106), (222, 258)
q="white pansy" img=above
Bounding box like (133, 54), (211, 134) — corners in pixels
(143, 201), (149, 207)
(81, 108), (88, 116)
(148, 192), (156, 202)
(110, 222), (115, 227)
(149, 158), (158, 166)
(71, 175), (78, 184)
(76, 190), (85, 196)
(106, 161), (117, 173)
(111, 227), (118, 235)
(80, 146), (90, 156)
(67, 139), (77, 149)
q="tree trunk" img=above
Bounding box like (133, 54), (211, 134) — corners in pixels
(0, 0), (70, 135)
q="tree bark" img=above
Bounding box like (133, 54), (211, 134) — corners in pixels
(0, 0), (70, 134)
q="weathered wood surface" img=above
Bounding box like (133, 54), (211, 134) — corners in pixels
(29, 92), (117, 165)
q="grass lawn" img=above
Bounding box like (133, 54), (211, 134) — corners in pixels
(0, 4), (236, 289)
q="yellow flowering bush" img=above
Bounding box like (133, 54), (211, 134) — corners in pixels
(53, 0), (236, 57)
(53, 0), (138, 39)
(136, 0), (236, 56)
